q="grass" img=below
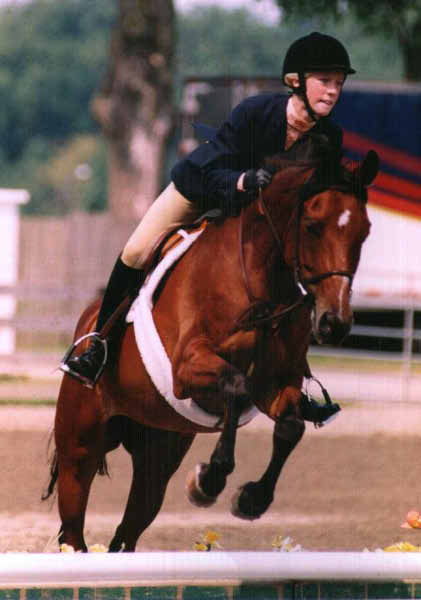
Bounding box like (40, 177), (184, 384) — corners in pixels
(308, 352), (421, 374)
(0, 396), (57, 406)
(0, 372), (60, 406)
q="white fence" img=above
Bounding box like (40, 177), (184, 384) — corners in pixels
(1, 552), (421, 594)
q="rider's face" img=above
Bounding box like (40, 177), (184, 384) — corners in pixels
(305, 71), (345, 117)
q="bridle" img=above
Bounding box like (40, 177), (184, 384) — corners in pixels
(236, 184), (356, 331)
(292, 184), (355, 296)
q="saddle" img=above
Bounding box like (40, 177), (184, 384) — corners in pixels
(143, 208), (223, 277)
(97, 210), (222, 341)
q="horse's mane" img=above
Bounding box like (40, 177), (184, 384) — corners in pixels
(263, 131), (367, 203)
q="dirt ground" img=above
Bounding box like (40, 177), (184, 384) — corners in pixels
(2, 399), (421, 553)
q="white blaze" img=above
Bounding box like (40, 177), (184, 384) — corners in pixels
(338, 209), (351, 228)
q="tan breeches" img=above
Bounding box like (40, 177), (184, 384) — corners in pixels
(121, 183), (201, 269)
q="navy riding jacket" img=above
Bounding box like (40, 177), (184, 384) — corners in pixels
(171, 93), (343, 212)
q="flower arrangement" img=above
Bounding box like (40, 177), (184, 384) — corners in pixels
(272, 535), (303, 552)
(193, 530), (222, 551)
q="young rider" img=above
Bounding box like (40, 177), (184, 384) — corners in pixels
(60, 31), (356, 388)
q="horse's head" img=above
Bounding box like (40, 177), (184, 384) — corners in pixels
(263, 150), (378, 345)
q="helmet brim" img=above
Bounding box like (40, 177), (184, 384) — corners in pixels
(304, 65), (356, 75)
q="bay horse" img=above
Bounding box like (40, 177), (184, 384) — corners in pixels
(44, 150), (378, 552)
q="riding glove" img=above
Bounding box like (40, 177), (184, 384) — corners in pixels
(243, 168), (274, 194)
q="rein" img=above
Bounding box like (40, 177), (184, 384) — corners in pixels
(236, 185), (355, 331)
(236, 190), (309, 331)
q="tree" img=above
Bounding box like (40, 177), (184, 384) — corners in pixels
(92, 0), (175, 221)
(0, 0), (116, 161)
(272, 0), (421, 81)
(0, 0), (116, 215)
(176, 6), (296, 77)
(176, 5), (402, 81)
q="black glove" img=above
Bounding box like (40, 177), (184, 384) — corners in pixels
(243, 168), (273, 194)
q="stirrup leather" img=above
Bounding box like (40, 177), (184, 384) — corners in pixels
(59, 332), (108, 389)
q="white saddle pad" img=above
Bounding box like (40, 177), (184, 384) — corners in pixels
(126, 228), (259, 429)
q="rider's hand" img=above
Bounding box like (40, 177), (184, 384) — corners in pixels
(243, 168), (273, 193)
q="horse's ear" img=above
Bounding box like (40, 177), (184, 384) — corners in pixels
(356, 150), (379, 186)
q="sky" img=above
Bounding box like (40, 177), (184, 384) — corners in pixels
(174, 0), (281, 24)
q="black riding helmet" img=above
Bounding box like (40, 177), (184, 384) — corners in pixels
(282, 32), (356, 120)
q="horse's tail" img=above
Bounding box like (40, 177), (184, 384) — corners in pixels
(42, 444), (59, 501)
(42, 433), (110, 502)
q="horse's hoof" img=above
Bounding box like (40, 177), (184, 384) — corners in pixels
(230, 482), (272, 520)
(186, 463), (217, 508)
(231, 487), (260, 521)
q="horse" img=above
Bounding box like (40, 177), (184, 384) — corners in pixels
(44, 149), (378, 552)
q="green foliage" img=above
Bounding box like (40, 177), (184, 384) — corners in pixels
(176, 6), (295, 77)
(273, 0), (419, 79)
(0, 0), (116, 214)
(21, 134), (108, 215)
(176, 5), (403, 82)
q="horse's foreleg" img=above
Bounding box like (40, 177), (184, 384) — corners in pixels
(55, 379), (105, 551)
(109, 424), (194, 552)
(187, 378), (251, 507)
(231, 414), (305, 520)
(175, 335), (252, 506)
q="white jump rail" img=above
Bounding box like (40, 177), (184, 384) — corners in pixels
(1, 552), (421, 588)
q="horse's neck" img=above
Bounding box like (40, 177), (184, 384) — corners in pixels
(240, 200), (297, 305)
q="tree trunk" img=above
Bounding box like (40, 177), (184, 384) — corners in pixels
(92, 0), (175, 222)
(398, 26), (421, 81)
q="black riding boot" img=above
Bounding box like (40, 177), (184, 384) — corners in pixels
(60, 256), (144, 388)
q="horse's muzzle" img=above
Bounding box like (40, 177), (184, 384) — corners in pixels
(316, 311), (351, 345)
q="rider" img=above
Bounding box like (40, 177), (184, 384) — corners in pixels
(60, 32), (356, 388)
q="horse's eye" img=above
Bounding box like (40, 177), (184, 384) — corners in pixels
(305, 220), (323, 238)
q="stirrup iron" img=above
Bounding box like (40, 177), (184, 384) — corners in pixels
(300, 375), (341, 428)
(59, 332), (108, 389)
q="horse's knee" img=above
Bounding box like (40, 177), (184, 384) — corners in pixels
(274, 414), (305, 444)
(218, 369), (250, 404)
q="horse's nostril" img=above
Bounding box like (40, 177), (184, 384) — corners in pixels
(318, 311), (350, 345)
(319, 312), (334, 336)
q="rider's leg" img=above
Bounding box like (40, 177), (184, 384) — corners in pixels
(121, 183), (199, 267)
(60, 183), (199, 387)
(60, 255), (141, 387)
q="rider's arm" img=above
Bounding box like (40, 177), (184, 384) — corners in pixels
(195, 99), (253, 207)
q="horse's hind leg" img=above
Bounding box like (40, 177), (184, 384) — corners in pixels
(54, 377), (106, 551)
(109, 423), (194, 552)
(231, 414), (305, 520)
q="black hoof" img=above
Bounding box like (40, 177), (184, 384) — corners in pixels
(198, 462), (228, 499)
(231, 481), (273, 520)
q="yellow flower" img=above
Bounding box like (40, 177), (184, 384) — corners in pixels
(384, 541), (421, 552)
(272, 535), (302, 552)
(203, 530), (221, 548)
(272, 535), (284, 549)
(60, 543), (75, 553)
(193, 530), (222, 551)
(193, 542), (209, 552)
(88, 543), (108, 553)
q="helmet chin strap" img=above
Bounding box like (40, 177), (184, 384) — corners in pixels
(296, 71), (318, 122)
